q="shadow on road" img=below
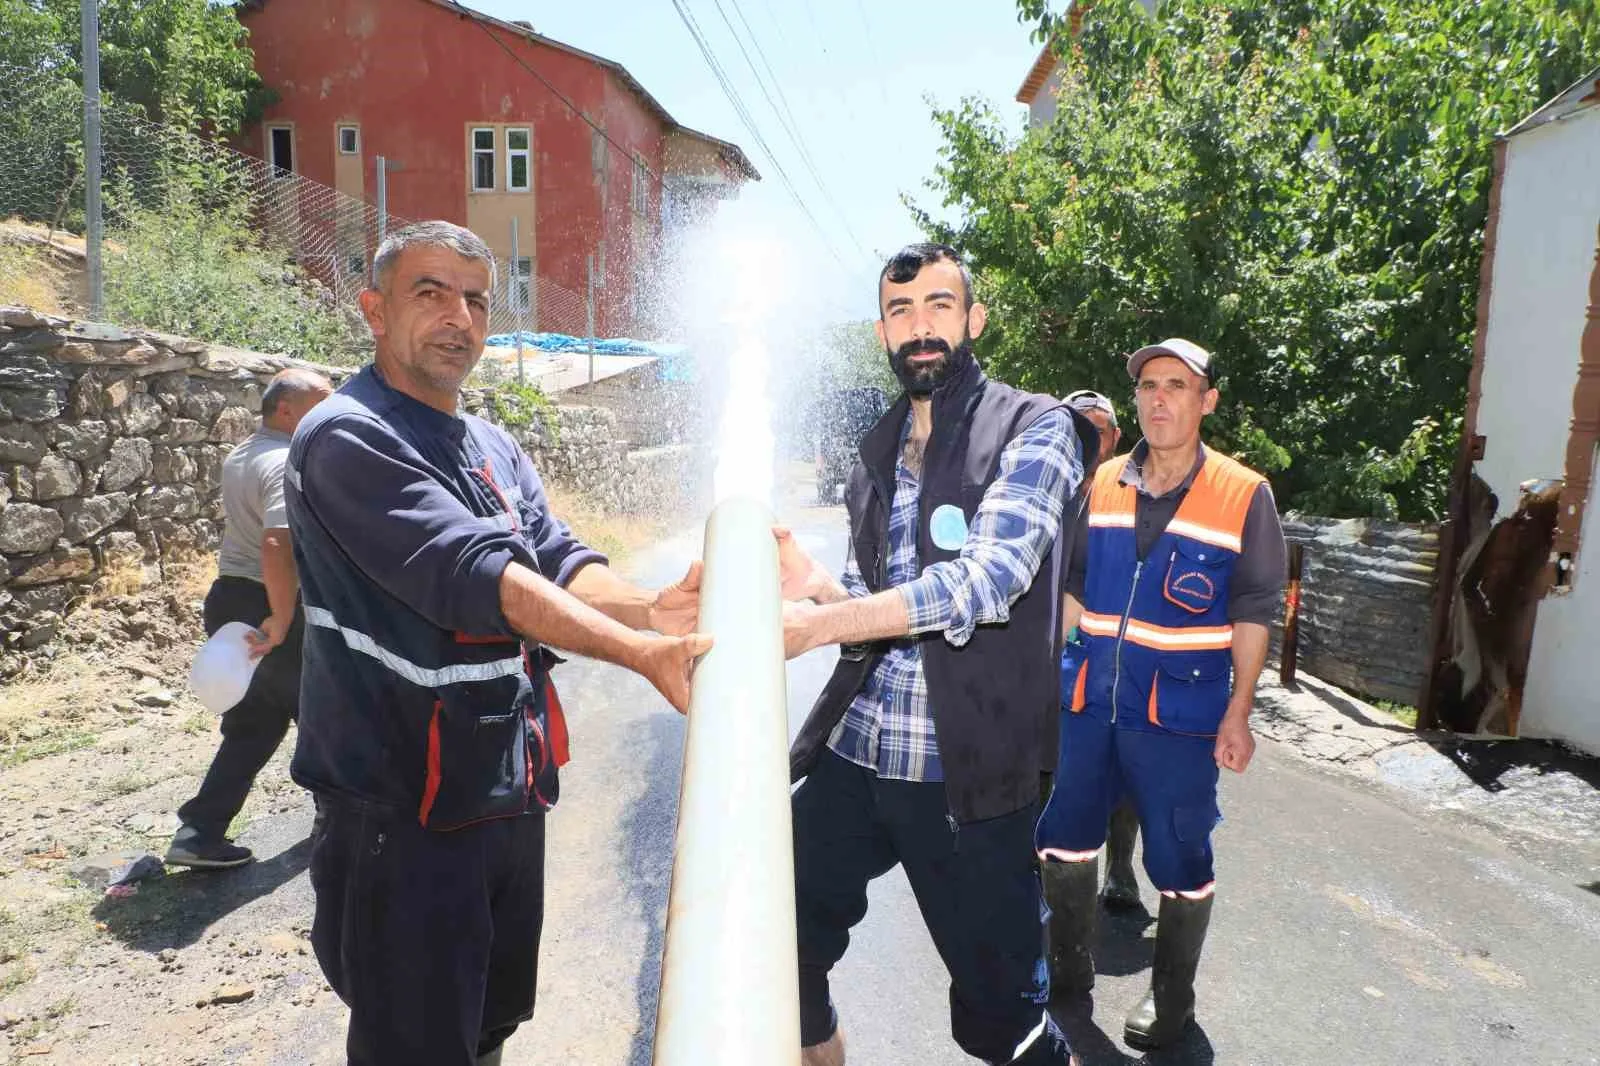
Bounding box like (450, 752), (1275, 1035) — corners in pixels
(621, 710), (685, 1066)
(1094, 906), (1156, 979)
(1054, 998), (1215, 1066)
(1421, 734), (1600, 794)
(92, 835), (313, 952)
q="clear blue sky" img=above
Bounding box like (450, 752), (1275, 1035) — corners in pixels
(474, 0), (1044, 323)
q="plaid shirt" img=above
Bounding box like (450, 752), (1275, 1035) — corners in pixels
(827, 408), (1081, 782)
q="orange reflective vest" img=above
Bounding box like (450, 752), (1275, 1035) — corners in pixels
(1069, 450), (1263, 735)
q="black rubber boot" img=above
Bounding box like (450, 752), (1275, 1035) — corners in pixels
(1123, 893), (1213, 1050)
(1040, 857), (1099, 997)
(1100, 801), (1142, 912)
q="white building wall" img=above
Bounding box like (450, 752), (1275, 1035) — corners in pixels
(1027, 65), (1064, 129)
(1480, 104), (1600, 754)
(1473, 105), (1600, 518)
(1524, 442), (1600, 754)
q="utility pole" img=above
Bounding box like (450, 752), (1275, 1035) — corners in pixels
(510, 217), (525, 383)
(375, 156), (402, 245)
(586, 252), (597, 386)
(82, 0), (103, 318)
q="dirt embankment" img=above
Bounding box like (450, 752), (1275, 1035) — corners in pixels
(0, 488), (673, 1064)
(0, 557), (349, 1064)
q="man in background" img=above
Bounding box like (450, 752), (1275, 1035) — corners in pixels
(165, 367), (332, 869)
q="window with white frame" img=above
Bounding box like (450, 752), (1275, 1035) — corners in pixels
(267, 125), (294, 178)
(471, 127), (495, 191)
(632, 153), (649, 215)
(337, 124), (359, 155)
(507, 128), (531, 192)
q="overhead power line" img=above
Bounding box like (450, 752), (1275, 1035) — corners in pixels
(459, 5), (672, 193)
(670, 0), (859, 270)
(710, 0), (871, 262)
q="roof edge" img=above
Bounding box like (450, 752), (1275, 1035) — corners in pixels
(241, 0), (756, 180)
(1502, 65), (1600, 140)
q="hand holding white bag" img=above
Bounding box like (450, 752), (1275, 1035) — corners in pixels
(188, 621), (262, 714)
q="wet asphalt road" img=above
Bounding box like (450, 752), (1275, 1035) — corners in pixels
(220, 475), (1598, 1065)
(526, 481), (1600, 1066)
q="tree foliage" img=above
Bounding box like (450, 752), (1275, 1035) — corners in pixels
(916, 0), (1600, 518)
(0, 0), (269, 133)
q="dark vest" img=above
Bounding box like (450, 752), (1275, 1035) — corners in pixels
(788, 359), (1097, 823)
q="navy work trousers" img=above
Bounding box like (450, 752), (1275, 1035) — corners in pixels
(793, 748), (1051, 1063)
(309, 800), (546, 1066)
(1035, 711), (1221, 892)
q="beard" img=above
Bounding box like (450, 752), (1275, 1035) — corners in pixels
(887, 334), (975, 396)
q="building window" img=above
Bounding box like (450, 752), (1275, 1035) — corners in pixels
(591, 128), (608, 181)
(337, 124), (359, 155)
(507, 128), (531, 192)
(632, 153), (649, 215)
(346, 253), (364, 276)
(267, 125), (294, 178)
(471, 127), (495, 191)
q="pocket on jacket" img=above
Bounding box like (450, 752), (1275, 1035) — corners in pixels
(418, 687), (533, 829)
(1150, 654), (1231, 735)
(1163, 541), (1229, 614)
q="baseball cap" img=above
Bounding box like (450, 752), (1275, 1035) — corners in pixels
(1065, 389), (1117, 427)
(1127, 338), (1213, 381)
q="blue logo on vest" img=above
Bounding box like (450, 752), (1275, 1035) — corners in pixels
(930, 504), (970, 550)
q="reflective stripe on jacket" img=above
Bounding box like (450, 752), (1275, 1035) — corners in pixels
(1070, 450), (1263, 735)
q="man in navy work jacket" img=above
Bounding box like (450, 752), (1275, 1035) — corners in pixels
(284, 221), (709, 1066)
(776, 243), (1097, 1066)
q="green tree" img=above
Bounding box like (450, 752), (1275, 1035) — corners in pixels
(918, 0), (1600, 519)
(0, 0), (269, 133)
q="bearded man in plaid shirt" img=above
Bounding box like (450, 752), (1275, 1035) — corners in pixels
(779, 243), (1097, 1066)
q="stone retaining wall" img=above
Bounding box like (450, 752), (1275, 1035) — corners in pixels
(0, 309), (703, 651)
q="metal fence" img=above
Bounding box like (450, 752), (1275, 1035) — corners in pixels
(0, 62), (590, 359)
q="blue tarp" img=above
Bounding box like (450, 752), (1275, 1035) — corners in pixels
(483, 332), (695, 382)
(484, 331), (686, 357)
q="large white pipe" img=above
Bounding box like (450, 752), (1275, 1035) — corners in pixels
(652, 493), (798, 1066)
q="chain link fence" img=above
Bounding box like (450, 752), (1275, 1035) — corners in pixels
(0, 62), (593, 363)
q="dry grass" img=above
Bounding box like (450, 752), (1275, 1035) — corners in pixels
(0, 651), (104, 768)
(0, 237), (65, 315)
(545, 483), (675, 566)
(86, 554), (148, 601)
(0, 218), (85, 316)
(85, 545), (213, 606)
(163, 552), (219, 603)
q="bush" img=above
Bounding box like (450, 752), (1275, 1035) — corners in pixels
(103, 194), (362, 363)
(481, 378), (557, 439)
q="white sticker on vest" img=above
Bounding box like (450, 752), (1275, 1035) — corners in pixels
(930, 504), (970, 551)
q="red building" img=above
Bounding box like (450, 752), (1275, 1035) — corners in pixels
(236, 0), (758, 336)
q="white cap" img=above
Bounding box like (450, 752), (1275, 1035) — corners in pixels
(1127, 338), (1213, 381)
(188, 621), (262, 714)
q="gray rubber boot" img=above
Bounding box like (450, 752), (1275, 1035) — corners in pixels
(1123, 893), (1214, 1050)
(1040, 857), (1099, 997)
(1100, 801), (1142, 912)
